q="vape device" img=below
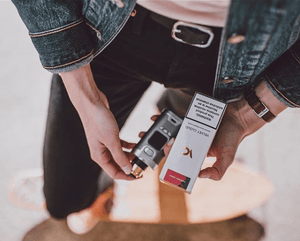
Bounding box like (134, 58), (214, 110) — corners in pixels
(130, 109), (182, 178)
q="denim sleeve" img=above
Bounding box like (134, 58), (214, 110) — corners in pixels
(262, 39), (300, 108)
(11, 0), (94, 73)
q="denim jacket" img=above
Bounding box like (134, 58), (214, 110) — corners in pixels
(12, 0), (300, 107)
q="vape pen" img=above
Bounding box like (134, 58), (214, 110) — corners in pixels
(130, 109), (182, 178)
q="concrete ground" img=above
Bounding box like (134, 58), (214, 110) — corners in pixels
(1, 2), (300, 240)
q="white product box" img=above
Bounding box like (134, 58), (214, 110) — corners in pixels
(159, 92), (227, 194)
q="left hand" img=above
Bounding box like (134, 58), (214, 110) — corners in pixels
(60, 64), (135, 180)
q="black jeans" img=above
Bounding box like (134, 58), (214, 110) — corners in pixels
(43, 5), (222, 219)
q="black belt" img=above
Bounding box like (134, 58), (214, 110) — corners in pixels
(148, 11), (214, 48)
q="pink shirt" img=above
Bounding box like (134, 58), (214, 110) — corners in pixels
(137, 0), (231, 27)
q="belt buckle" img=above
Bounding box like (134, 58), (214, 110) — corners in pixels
(171, 21), (214, 48)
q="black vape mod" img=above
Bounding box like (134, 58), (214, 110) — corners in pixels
(130, 109), (182, 178)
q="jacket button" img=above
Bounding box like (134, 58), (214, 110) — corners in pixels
(221, 77), (234, 84)
(131, 9), (137, 17)
(227, 34), (245, 44)
(96, 32), (102, 40)
(112, 0), (124, 8)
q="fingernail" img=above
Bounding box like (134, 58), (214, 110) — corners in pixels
(200, 174), (210, 179)
(122, 165), (132, 175)
(167, 138), (175, 146)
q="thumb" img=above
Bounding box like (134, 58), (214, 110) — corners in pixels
(199, 155), (235, 181)
(198, 104), (244, 181)
(199, 140), (238, 181)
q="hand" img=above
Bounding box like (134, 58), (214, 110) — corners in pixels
(156, 81), (287, 181)
(60, 64), (134, 180)
(198, 99), (261, 180)
(199, 81), (287, 180)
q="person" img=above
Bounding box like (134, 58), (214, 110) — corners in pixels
(11, 0), (299, 235)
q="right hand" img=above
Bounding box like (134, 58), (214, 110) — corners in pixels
(60, 64), (135, 180)
(144, 82), (288, 181)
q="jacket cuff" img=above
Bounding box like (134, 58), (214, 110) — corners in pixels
(261, 40), (300, 108)
(30, 19), (94, 74)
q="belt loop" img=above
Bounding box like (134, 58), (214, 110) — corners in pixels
(130, 5), (149, 36)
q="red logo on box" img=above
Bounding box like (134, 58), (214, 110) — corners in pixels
(164, 169), (191, 190)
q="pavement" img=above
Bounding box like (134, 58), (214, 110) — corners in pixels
(1, 1), (300, 241)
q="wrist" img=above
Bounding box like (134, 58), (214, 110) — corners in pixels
(60, 64), (107, 111)
(254, 81), (287, 116)
(232, 81), (288, 134)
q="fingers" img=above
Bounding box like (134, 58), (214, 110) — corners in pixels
(101, 159), (134, 180)
(198, 134), (238, 180)
(89, 141), (133, 180)
(151, 115), (159, 122)
(138, 132), (145, 138)
(197, 102), (244, 181)
(198, 133), (238, 181)
(125, 151), (136, 161)
(106, 137), (134, 175)
(89, 136), (136, 180)
(163, 138), (175, 156)
(121, 140), (136, 162)
(199, 157), (234, 181)
(120, 139), (136, 149)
